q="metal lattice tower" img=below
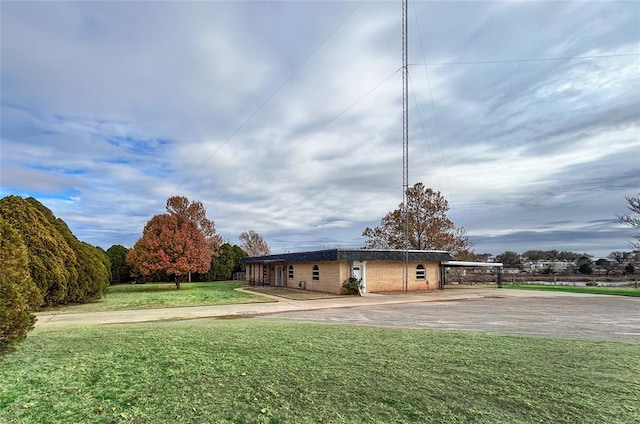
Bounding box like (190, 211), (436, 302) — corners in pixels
(401, 0), (409, 293)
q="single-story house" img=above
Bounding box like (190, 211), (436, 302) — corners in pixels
(240, 248), (457, 294)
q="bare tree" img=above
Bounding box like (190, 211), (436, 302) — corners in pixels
(239, 230), (271, 256)
(608, 251), (626, 264)
(618, 193), (640, 249)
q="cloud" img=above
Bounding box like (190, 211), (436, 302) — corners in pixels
(1, 1), (638, 257)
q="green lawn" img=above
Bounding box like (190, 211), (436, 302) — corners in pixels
(1, 321), (637, 423)
(502, 284), (640, 297)
(246, 286), (342, 300)
(41, 282), (274, 313)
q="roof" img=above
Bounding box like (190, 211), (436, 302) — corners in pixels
(442, 261), (503, 268)
(240, 248), (453, 264)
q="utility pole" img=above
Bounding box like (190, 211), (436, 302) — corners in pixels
(402, 0), (409, 293)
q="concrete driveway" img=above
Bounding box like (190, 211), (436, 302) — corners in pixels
(266, 291), (640, 342)
(35, 288), (639, 342)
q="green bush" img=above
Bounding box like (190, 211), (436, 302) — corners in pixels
(342, 277), (361, 295)
(0, 217), (42, 354)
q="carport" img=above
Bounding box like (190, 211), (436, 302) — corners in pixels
(440, 261), (504, 288)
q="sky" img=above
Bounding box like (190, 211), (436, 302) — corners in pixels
(1, 0), (638, 259)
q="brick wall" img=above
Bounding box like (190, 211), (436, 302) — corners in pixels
(285, 262), (347, 294)
(366, 261), (440, 292)
(246, 260), (441, 294)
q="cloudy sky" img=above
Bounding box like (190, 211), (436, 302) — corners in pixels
(1, 1), (638, 258)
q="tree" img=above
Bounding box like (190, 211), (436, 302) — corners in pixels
(619, 193), (640, 248)
(595, 258), (618, 275)
(576, 256), (593, 275)
(239, 230), (271, 256)
(208, 243), (248, 280)
(523, 250), (544, 261)
(0, 195), (109, 306)
(127, 214), (211, 289)
(496, 251), (522, 269)
(0, 196), (76, 306)
(608, 251), (626, 264)
(557, 251), (583, 261)
(166, 196), (223, 255)
(29, 198), (109, 303)
(107, 245), (132, 284)
(0, 217), (43, 354)
(362, 183), (473, 258)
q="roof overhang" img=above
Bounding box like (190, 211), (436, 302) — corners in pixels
(441, 261), (503, 268)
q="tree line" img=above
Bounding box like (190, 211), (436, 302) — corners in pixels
(123, 196), (270, 289)
(0, 196), (110, 353)
(3, 189), (638, 353)
(0, 194), (273, 353)
(491, 250), (637, 275)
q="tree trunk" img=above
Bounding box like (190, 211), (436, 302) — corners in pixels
(175, 275), (180, 290)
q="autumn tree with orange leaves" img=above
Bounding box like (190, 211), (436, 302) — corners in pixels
(166, 196), (223, 255)
(362, 182), (473, 259)
(127, 213), (211, 289)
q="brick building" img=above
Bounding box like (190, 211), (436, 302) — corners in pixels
(240, 248), (454, 294)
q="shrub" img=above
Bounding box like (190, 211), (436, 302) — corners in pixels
(0, 217), (43, 354)
(342, 277), (361, 295)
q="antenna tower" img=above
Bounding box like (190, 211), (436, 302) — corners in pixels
(401, 0), (409, 293)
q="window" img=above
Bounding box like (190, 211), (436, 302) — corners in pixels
(263, 265), (267, 279)
(416, 264), (425, 279)
(288, 265), (294, 279)
(312, 265), (320, 280)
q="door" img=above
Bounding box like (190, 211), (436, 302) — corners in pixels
(275, 266), (284, 287)
(352, 261), (366, 294)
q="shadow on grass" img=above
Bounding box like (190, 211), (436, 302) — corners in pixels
(108, 283), (180, 294)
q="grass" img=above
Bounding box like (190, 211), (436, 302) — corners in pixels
(246, 286), (342, 300)
(1, 321), (638, 424)
(41, 282), (274, 313)
(502, 284), (640, 297)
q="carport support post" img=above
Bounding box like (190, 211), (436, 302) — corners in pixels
(497, 267), (503, 288)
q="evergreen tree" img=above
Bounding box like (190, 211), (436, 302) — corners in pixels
(0, 195), (109, 306)
(208, 244), (248, 280)
(107, 245), (132, 284)
(26, 198), (108, 303)
(0, 217), (42, 353)
(0, 196), (75, 305)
